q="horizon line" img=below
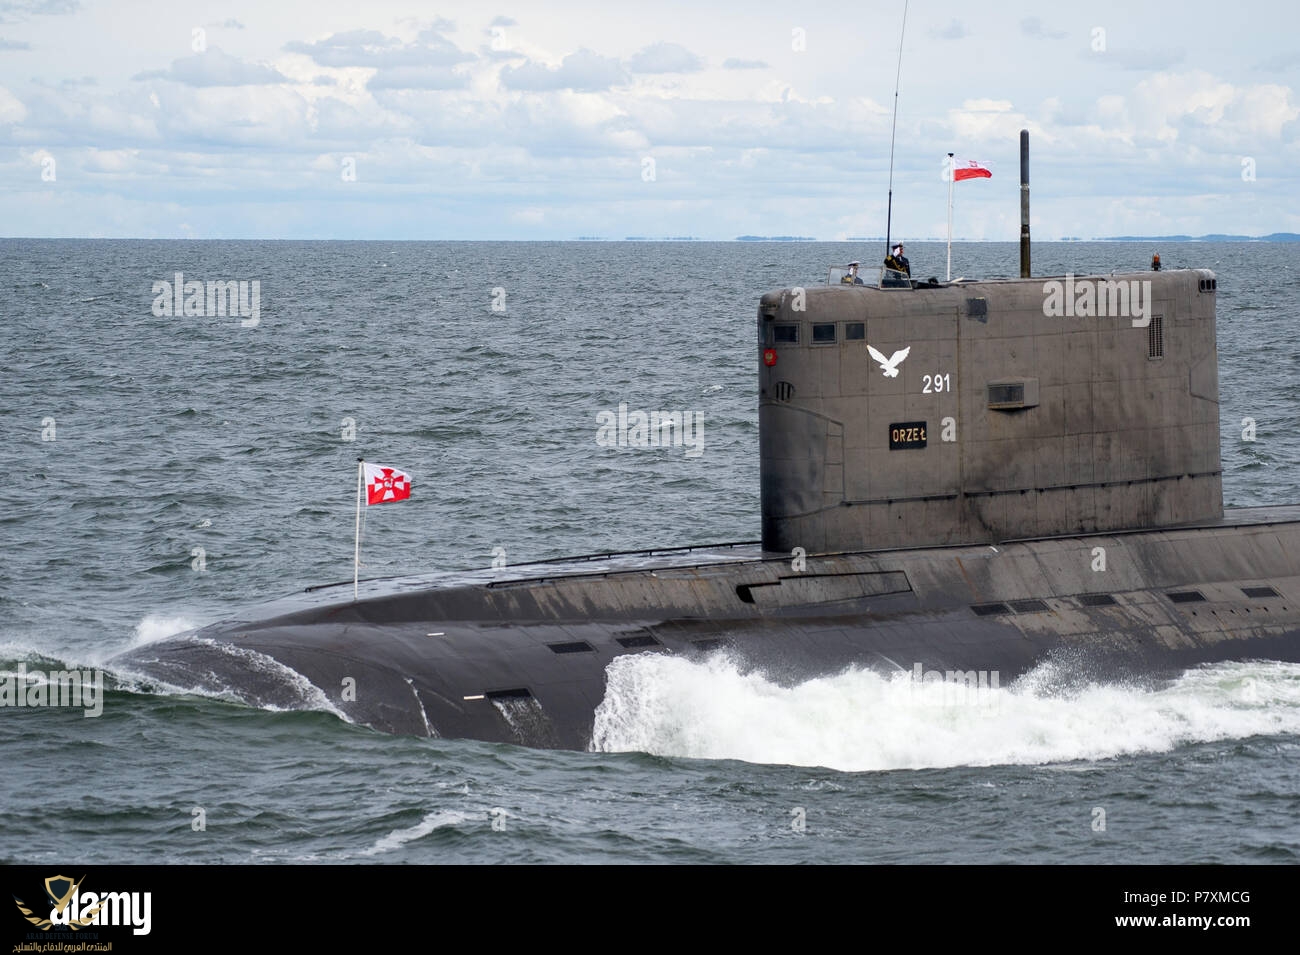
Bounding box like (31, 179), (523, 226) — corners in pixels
(2, 235), (1296, 243)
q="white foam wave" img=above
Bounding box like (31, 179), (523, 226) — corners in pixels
(131, 615), (201, 648)
(193, 640), (351, 719)
(170, 640), (347, 720)
(109, 634), (350, 724)
(361, 810), (481, 856)
(590, 654), (1300, 772)
(80, 614), (202, 668)
(0, 642), (53, 664)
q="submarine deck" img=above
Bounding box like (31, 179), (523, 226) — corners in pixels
(276, 502), (1300, 610)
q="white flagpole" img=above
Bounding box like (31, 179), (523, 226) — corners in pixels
(946, 152), (954, 282)
(354, 457), (363, 600)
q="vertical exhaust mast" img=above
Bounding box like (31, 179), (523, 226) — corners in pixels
(1020, 129), (1031, 278)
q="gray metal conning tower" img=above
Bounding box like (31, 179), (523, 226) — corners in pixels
(758, 270), (1222, 554)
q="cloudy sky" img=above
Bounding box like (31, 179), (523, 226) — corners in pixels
(1, 0), (1297, 239)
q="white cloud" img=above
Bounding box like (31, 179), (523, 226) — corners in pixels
(1097, 71), (1299, 150)
(82, 146), (137, 173)
(1, 0), (1296, 239)
(628, 43), (703, 74)
(1020, 17), (1065, 40)
(0, 0), (79, 22)
(0, 83), (25, 121)
(501, 49), (628, 92)
(948, 99), (1049, 146)
(367, 66), (469, 91)
(133, 48), (288, 87)
(284, 28), (473, 69)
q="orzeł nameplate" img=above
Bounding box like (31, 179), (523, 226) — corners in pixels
(889, 421), (927, 450)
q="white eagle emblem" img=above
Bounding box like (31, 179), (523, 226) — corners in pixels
(867, 345), (911, 378)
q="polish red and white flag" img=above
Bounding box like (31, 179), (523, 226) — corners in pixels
(952, 158), (992, 181)
(364, 463), (412, 505)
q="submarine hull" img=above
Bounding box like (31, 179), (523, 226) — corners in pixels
(113, 506), (1300, 750)
(112, 269), (1300, 750)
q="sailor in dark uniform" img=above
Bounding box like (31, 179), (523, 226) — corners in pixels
(884, 243), (910, 277)
(841, 261), (865, 285)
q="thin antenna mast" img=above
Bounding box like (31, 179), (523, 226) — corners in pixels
(884, 0), (909, 258)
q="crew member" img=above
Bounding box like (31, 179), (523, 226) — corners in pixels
(841, 261), (865, 285)
(884, 243), (910, 278)
(1151, 253), (1161, 271)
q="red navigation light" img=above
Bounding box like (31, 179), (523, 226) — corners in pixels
(763, 348), (777, 367)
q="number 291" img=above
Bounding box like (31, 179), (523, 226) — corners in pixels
(922, 373), (950, 393)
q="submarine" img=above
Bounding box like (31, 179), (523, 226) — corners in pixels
(112, 251), (1300, 750)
